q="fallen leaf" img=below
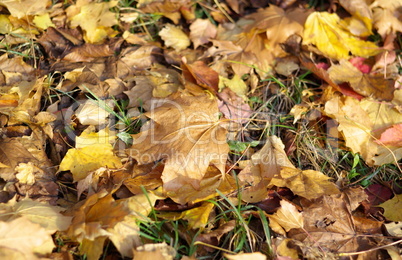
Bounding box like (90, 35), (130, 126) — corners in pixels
(159, 24), (190, 51)
(328, 59), (394, 101)
(0, 217), (54, 258)
(339, 0), (373, 37)
(59, 143), (122, 182)
(269, 167), (340, 200)
(384, 221), (402, 236)
(224, 252), (267, 260)
(371, 0), (402, 37)
(133, 243), (176, 260)
(268, 200), (304, 234)
(189, 19), (217, 49)
(303, 12), (380, 59)
(0, 0), (48, 19)
(129, 93), (229, 193)
(75, 99), (113, 125)
(67, 1), (118, 43)
(0, 198), (72, 232)
(218, 87), (252, 124)
(245, 5), (309, 57)
(379, 194), (402, 221)
(376, 123), (402, 146)
(182, 60), (220, 94)
(324, 95), (402, 165)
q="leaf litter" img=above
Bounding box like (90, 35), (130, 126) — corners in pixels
(0, 0), (401, 259)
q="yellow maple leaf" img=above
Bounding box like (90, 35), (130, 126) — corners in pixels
(59, 143), (122, 182)
(67, 1), (118, 43)
(379, 194), (402, 221)
(303, 12), (380, 59)
(269, 167), (340, 200)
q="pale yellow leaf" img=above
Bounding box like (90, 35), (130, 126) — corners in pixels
(15, 162), (37, 185)
(134, 243), (176, 260)
(0, 218), (54, 257)
(159, 24), (190, 51)
(268, 200), (303, 232)
(0, 198), (72, 232)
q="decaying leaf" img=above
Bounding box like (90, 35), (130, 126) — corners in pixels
(129, 93), (229, 194)
(224, 252), (267, 260)
(371, 0), (402, 37)
(269, 167), (340, 200)
(303, 12), (380, 59)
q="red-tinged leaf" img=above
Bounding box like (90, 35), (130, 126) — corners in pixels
(349, 57), (371, 74)
(376, 123), (402, 146)
(181, 60), (219, 94)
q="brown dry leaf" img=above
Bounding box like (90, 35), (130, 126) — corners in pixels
(133, 243), (176, 260)
(182, 60), (219, 94)
(0, 217), (54, 259)
(0, 138), (38, 181)
(59, 143), (122, 182)
(324, 95), (402, 165)
(165, 168), (236, 205)
(379, 194), (402, 221)
(0, 197), (72, 232)
(0, 0), (48, 19)
(224, 252), (267, 260)
(328, 59), (394, 101)
(189, 18), (217, 49)
(139, 0), (190, 23)
(303, 12), (380, 59)
(159, 24), (190, 51)
(245, 5), (309, 57)
(270, 167), (340, 200)
(291, 193), (382, 255)
(239, 136), (295, 185)
(129, 93), (229, 194)
(207, 39), (259, 76)
(371, 0), (402, 37)
(67, 0), (118, 43)
(67, 191), (128, 259)
(238, 136), (295, 203)
(268, 200), (303, 235)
